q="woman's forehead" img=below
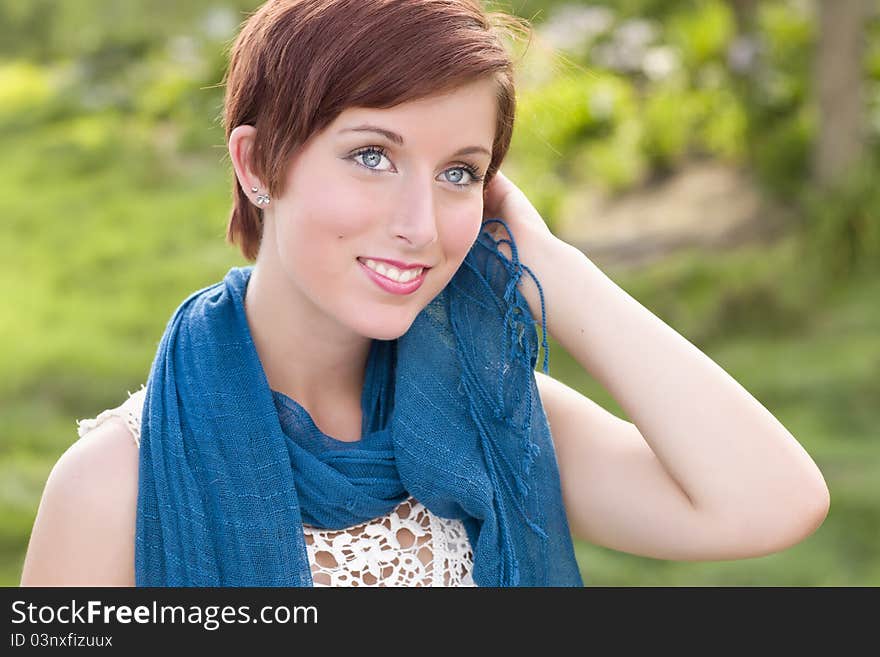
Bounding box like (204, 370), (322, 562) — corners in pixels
(328, 83), (497, 145)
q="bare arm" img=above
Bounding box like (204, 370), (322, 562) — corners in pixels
(20, 418), (138, 586)
(520, 234), (829, 555)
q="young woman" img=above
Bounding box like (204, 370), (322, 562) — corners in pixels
(21, 0), (829, 587)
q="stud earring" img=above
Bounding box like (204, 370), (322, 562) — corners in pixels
(250, 186), (270, 206)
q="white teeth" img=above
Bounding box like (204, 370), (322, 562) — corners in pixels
(362, 258), (423, 283)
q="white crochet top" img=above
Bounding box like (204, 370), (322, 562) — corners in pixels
(76, 385), (477, 587)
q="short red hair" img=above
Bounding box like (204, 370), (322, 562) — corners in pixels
(221, 0), (531, 261)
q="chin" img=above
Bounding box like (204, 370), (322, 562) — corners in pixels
(353, 312), (419, 342)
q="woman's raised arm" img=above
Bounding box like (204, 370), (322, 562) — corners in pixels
(482, 170), (830, 557)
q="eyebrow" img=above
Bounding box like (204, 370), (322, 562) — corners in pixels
(341, 124), (492, 158)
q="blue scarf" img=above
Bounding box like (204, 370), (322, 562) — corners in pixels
(135, 219), (584, 586)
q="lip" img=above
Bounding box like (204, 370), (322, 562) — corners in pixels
(357, 258), (428, 295)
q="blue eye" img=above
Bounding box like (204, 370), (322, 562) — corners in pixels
(350, 146), (485, 188)
(353, 147), (389, 171)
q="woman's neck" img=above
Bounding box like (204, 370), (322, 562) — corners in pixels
(243, 260), (372, 413)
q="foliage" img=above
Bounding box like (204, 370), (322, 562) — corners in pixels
(797, 154), (880, 282)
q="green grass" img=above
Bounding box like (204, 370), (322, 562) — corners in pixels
(2, 112), (877, 586)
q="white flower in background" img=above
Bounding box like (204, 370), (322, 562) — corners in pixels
(589, 85), (616, 120)
(593, 18), (660, 73)
(167, 36), (203, 71)
(728, 35), (761, 74)
(642, 45), (680, 81)
(538, 3), (616, 53)
(200, 6), (238, 41)
(615, 18), (658, 51)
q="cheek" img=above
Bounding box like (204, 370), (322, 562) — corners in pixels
(279, 197), (372, 271)
(443, 213), (483, 264)
(303, 188), (371, 242)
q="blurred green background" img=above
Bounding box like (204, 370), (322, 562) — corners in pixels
(1, 0), (877, 586)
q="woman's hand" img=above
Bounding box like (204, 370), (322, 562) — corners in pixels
(481, 169), (555, 248)
(481, 169), (565, 324)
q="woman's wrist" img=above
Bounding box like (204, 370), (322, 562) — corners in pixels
(514, 229), (593, 328)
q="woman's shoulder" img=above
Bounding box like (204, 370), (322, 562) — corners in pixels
(20, 387), (144, 585)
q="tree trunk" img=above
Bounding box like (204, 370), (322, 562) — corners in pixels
(729, 0), (758, 33)
(813, 0), (868, 187)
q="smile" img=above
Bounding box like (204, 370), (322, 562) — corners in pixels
(357, 258), (428, 295)
(359, 258), (424, 282)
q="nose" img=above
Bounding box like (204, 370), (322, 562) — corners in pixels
(388, 179), (439, 250)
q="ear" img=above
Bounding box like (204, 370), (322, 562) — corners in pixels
(228, 125), (264, 193)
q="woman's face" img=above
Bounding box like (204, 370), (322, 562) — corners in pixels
(261, 77), (498, 341)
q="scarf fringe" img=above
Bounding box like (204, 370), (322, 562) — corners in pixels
(452, 219), (552, 585)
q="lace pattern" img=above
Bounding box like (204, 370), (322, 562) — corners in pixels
(76, 385), (147, 446)
(75, 386), (477, 587)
